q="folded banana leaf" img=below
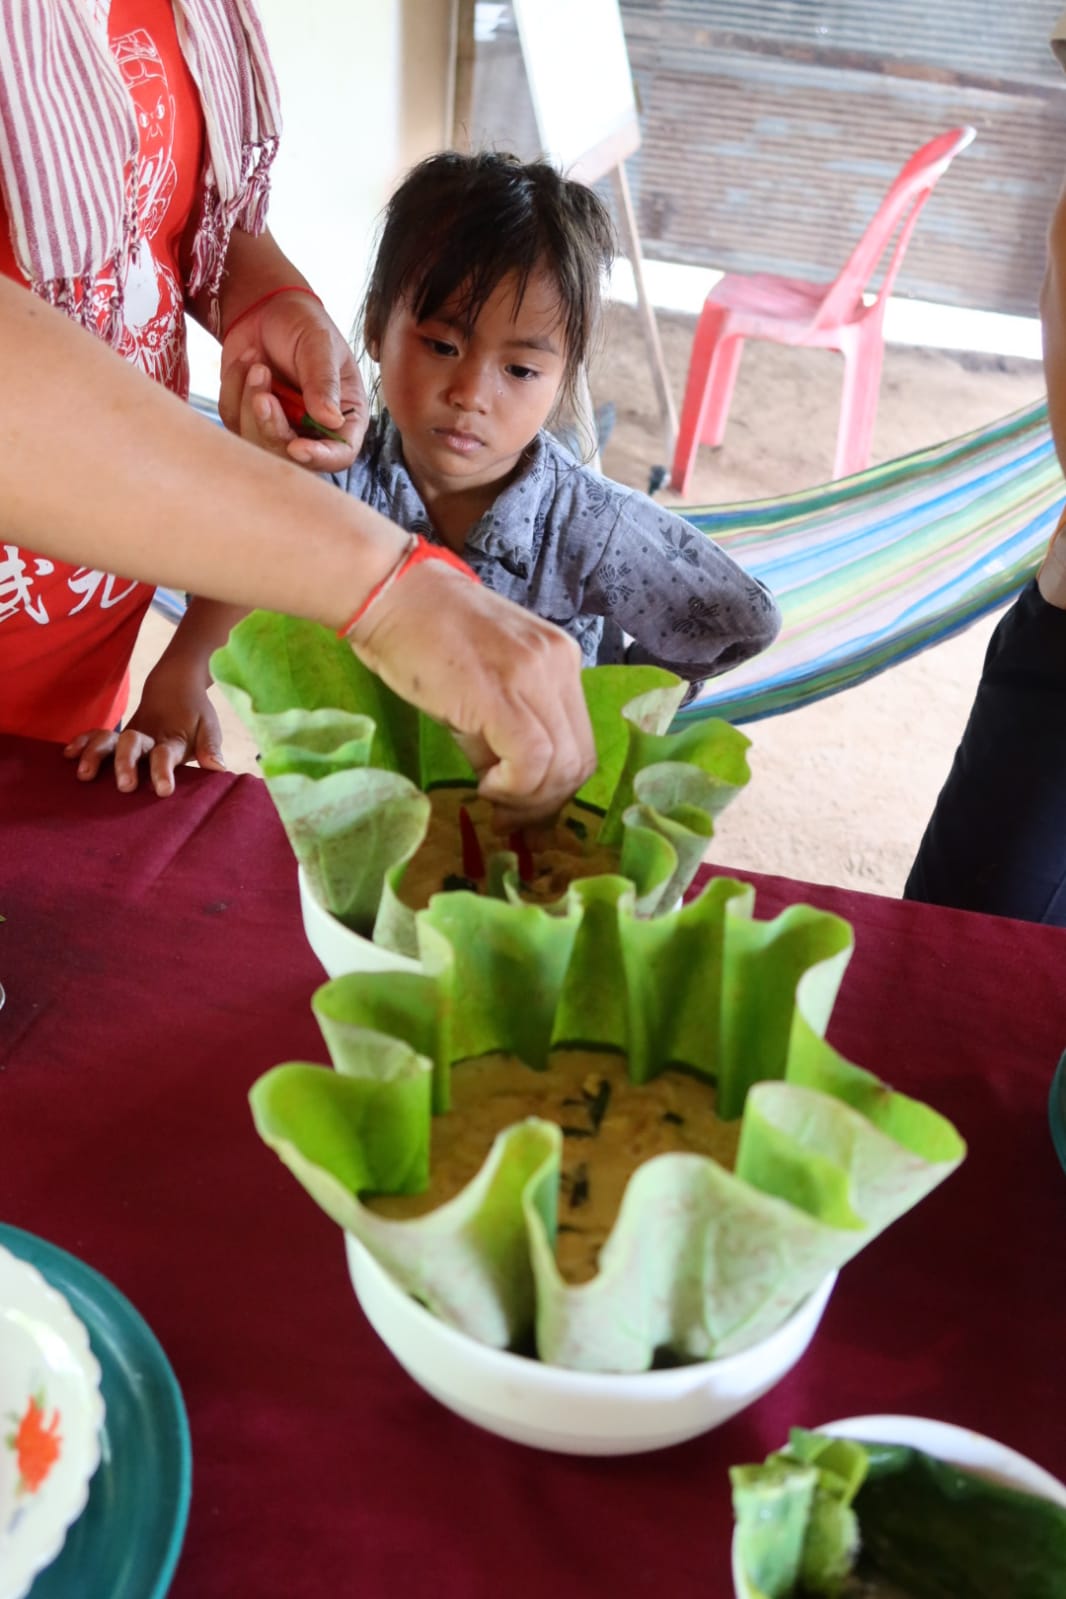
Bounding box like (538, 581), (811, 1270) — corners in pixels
(250, 877), (964, 1372)
(211, 613), (753, 952)
(732, 1428), (1066, 1598)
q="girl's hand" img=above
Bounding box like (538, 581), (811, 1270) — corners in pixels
(347, 561), (596, 830)
(218, 290), (368, 472)
(64, 673), (226, 798)
(235, 361), (310, 462)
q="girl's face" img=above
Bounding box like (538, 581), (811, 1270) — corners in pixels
(370, 265), (569, 507)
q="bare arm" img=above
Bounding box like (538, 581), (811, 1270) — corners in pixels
(2, 275), (401, 615)
(186, 223), (315, 335)
(72, 226), (367, 796)
(1, 279), (594, 824)
(1041, 184), (1066, 472)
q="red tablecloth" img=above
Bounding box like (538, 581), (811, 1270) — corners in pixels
(3, 733), (1064, 1599)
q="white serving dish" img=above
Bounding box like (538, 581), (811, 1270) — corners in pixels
(0, 1246), (106, 1599)
(298, 865), (420, 977)
(731, 1413), (1066, 1597)
(345, 1232), (835, 1456)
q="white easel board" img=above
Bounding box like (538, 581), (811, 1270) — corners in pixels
(510, 0), (640, 184)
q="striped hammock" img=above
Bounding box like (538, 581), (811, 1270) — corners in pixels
(162, 397), (1064, 725)
(676, 397), (1064, 726)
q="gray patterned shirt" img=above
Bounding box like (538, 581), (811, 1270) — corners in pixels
(332, 418), (780, 684)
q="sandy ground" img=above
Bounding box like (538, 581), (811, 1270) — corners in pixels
(130, 304), (1048, 897)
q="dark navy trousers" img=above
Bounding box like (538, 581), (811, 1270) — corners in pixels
(904, 578), (1066, 926)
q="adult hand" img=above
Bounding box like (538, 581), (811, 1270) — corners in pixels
(64, 671), (226, 798)
(348, 562), (596, 829)
(218, 289), (367, 472)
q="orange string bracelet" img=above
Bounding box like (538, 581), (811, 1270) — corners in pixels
(221, 284), (320, 341)
(336, 534), (480, 640)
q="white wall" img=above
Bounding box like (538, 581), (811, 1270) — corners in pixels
(188, 0), (456, 397)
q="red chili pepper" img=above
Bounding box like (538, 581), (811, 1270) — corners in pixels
(509, 830), (535, 881)
(271, 380), (349, 443)
(458, 805), (485, 880)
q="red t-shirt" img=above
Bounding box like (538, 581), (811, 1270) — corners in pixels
(0, 0), (205, 741)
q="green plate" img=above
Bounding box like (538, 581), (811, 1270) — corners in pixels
(1051, 1052), (1066, 1176)
(0, 1224), (192, 1598)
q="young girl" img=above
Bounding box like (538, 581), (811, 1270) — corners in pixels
(238, 150), (780, 686)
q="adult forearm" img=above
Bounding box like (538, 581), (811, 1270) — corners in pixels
(186, 225), (313, 336)
(1041, 186), (1066, 475)
(0, 278), (405, 624)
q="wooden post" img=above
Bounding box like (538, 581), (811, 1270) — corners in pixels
(451, 0), (476, 149)
(609, 162), (678, 464)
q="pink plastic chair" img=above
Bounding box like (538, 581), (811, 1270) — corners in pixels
(669, 126), (977, 494)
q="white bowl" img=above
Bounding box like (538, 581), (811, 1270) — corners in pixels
(0, 1246), (106, 1599)
(298, 865), (420, 977)
(345, 1232), (835, 1455)
(731, 1413), (1066, 1597)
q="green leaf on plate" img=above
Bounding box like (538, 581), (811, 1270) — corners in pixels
(732, 1431), (1066, 1599)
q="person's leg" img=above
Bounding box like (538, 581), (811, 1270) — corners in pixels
(904, 533), (1066, 924)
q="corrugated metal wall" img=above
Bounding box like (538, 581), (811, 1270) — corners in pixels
(618, 0), (1066, 314)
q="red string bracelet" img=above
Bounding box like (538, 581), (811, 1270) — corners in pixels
(337, 534), (480, 640)
(221, 284), (320, 342)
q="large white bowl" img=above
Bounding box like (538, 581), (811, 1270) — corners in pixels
(731, 1413), (1066, 1597)
(345, 1232), (835, 1456)
(298, 865), (420, 977)
(0, 1246), (106, 1599)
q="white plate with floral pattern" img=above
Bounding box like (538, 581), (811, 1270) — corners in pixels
(0, 1245), (105, 1599)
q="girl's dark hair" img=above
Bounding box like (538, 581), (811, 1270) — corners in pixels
(362, 150), (616, 418)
